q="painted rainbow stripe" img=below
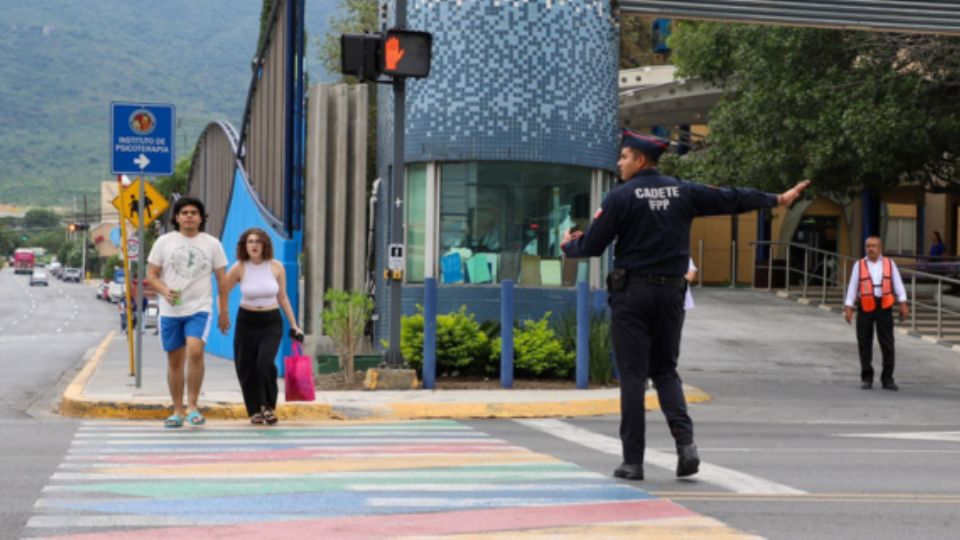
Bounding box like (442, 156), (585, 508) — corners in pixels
(30, 420), (757, 539)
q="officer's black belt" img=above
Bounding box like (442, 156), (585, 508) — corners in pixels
(627, 274), (688, 287)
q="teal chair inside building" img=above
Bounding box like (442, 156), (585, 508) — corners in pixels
(466, 253), (493, 284)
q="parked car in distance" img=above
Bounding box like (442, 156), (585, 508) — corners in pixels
(30, 268), (49, 286)
(108, 281), (125, 303)
(96, 281), (110, 301)
(62, 267), (82, 282)
(143, 298), (160, 334)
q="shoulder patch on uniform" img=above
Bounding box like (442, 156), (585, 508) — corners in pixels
(594, 207), (603, 219)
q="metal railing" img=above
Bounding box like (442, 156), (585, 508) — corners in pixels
(749, 240), (960, 340)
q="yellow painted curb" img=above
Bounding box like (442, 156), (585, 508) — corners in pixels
(59, 334), (711, 421)
(60, 331), (115, 418)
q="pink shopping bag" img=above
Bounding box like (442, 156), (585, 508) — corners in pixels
(284, 342), (315, 402)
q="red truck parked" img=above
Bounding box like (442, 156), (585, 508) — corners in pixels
(13, 248), (35, 275)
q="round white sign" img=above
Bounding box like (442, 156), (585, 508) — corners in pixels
(126, 237), (140, 260)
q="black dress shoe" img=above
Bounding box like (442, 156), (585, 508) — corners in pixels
(613, 463), (644, 480)
(861, 381), (873, 390)
(676, 443), (700, 477)
(881, 381), (899, 391)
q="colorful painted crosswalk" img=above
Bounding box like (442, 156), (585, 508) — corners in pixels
(27, 420), (757, 539)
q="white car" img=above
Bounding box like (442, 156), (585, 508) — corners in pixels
(30, 269), (49, 286)
(108, 281), (125, 303)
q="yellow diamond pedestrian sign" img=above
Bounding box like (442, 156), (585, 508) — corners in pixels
(112, 178), (169, 228)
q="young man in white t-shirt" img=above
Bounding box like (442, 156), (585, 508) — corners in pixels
(145, 197), (230, 428)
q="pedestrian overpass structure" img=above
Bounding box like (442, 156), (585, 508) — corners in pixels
(181, 0), (960, 363)
(620, 1), (960, 35)
(183, 0), (306, 362)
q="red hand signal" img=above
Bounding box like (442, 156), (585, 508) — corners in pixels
(385, 36), (405, 70)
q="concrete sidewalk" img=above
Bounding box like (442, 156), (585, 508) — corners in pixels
(60, 330), (709, 421)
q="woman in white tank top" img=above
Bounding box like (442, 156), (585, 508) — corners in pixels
(225, 228), (302, 425)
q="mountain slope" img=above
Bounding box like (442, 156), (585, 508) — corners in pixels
(0, 0), (334, 205)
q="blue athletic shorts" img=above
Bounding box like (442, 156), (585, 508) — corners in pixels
(158, 312), (212, 352)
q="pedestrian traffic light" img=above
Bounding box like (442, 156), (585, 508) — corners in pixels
(341, 33), (383, 81)
(341, 29), (433, 80)
(381, 30), (432, 78)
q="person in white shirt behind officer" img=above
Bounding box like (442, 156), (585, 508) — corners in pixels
(844, 236), (909, 391)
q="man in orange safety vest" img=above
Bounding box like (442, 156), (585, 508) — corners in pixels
(843, 236), (909, 391)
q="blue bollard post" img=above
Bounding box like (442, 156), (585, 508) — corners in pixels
(500, 279), (514, 389)
(422, 277), (437, 389)
(576, 281), (589, 389)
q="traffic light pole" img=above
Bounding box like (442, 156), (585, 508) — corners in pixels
(134, 176), (146, 388)
(81, 195), (88, 283)
(384, 0), (407, 368)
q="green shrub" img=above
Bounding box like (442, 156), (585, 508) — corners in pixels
(492, 312), (574, 378)
(400, 306), (491, 375)
(588, 310), (614, 385)
(553, 309), (615, 385)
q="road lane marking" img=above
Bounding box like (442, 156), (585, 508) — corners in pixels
(34, 420), (735, 537)
(654, 491), (960, 504)
(27, 515), (191, 528)
(839, 431), (960, 443)
(517, 419), (806, 495)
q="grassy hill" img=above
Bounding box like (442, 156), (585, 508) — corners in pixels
(0, 0), (335, 206)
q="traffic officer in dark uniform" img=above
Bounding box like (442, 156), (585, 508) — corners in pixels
(561, 129), (810, 481)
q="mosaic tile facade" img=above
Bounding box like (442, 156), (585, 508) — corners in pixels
(374, 0), (620, 343)
(380, 0), (620, 170)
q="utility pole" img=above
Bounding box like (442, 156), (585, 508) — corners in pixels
(385, 0), (408, 367)
(81, 194), (88, 282)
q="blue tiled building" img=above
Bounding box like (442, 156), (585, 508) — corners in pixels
(375, 0), (620, 342)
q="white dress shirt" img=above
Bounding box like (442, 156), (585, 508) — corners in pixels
(844, 256), (908, 308)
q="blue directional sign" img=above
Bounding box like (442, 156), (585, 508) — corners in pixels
(110, 102), (175, 175)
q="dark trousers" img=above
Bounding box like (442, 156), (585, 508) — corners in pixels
(856, 305), (895, 384)
(610, 281), (694, 465)
(234, 308), (283, 417)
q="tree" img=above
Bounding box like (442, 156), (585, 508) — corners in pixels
(665, 23), (960, 195)
(155, 156), (191, 200)
(24, 208), (62, 229)
(322, 289), (374, 383)
(257, 0), (277, 55)
(319, 0), (379, 77)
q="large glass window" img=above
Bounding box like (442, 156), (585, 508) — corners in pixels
(885, 217), (916, 255)
(405, 163), (428, 282)
(437, 161), (592, 286)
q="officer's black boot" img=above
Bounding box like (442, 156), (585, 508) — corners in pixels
(676, 443), (700, 477)
(613, 463), (644, 481)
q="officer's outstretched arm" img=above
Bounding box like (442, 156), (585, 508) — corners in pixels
(561, 199), (619, 258)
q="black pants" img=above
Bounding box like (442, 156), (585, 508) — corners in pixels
(856, 305), (895, 384)
(234, 307), (283, 417)
(609, 281), (694, 465)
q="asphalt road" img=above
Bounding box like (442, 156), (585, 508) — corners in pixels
(3, 280), (960, 539)
(0, 267), (115, 539)
(469, 288), (960, 540)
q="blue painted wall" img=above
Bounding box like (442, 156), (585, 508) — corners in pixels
(205, 170), (300, 374)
